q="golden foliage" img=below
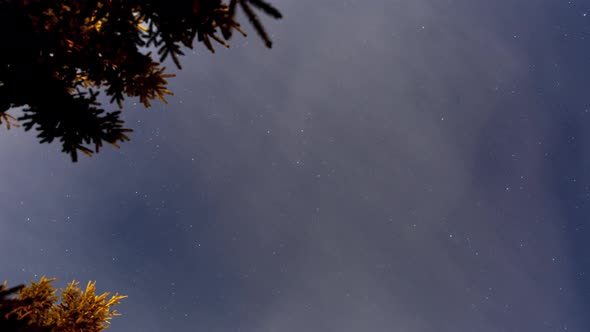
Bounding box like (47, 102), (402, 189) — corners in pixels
(1, 277), (126, 332)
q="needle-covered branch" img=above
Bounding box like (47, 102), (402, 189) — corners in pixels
(0, 0), (282, 161)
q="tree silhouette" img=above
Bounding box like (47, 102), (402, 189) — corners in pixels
(0, 277), (126, 332)
(0, 0), (282, 161)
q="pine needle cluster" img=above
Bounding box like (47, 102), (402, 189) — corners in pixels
(0, 0), (282, 161)
(0, 277), (126, 332)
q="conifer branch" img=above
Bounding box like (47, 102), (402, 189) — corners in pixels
(240, 0), (274, 48)
(247, 0), (283, 19)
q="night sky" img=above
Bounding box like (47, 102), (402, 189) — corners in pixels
(2, 0), (590, 331)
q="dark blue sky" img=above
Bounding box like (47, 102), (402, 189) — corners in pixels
(1, 0), (590, 331)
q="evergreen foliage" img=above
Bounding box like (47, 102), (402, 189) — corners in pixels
(0, 0), (282, 161)
(0, 277), (126, 332)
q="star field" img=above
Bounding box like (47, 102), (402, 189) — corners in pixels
(1, 0), (590, 331)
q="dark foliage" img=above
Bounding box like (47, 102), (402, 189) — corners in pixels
(0, 283), (40, 332)
(0, 0), (282, 161)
